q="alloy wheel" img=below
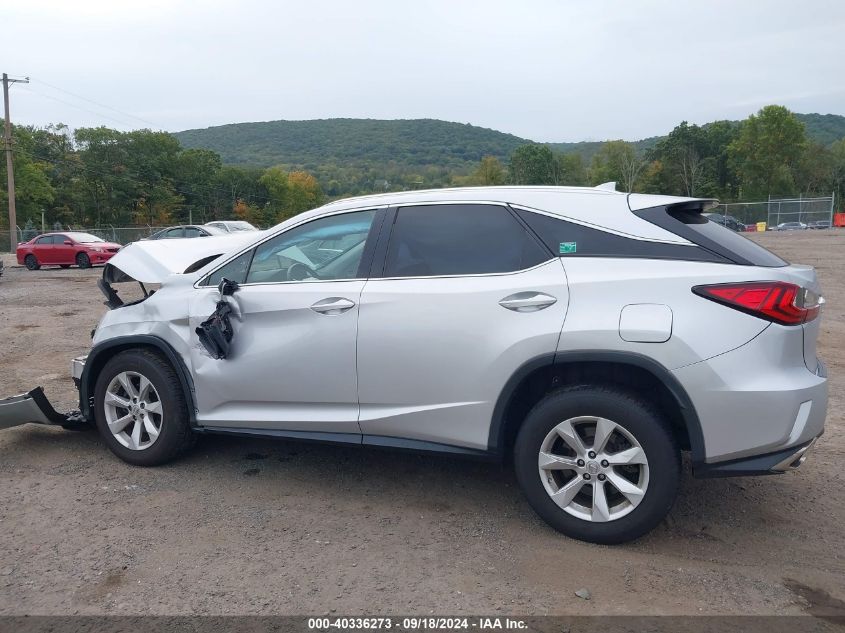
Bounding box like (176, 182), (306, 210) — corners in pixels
(103, 371), (164, 450)
(537, 416), (650, 522)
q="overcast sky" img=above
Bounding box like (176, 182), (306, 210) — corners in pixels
(4, 0), (845, 142)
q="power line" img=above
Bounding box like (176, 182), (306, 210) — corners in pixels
(18, 86), (145, 129)
(31, 77), (161, 129)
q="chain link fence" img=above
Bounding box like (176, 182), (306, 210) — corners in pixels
(1, 226), (166, 252)
(710, 196), (835, 230)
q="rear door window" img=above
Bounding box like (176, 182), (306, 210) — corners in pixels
(383, 204), (549, 277)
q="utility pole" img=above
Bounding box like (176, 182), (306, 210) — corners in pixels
(3, 73), (30, 253)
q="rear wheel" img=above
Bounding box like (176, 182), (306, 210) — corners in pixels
(514, 385), (680, 544)
(93, 349), (195, 466)
(24, 254), (39, 270)
(76, 252), (91, 269)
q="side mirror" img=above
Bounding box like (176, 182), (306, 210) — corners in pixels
(218, 277), (239, 297)
(64, 240), (73, 245)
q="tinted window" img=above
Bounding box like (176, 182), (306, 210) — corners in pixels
(384, 204), (548, 277)
(514, 208), (728, 263)
(163, 228), (184, 239)
(637, 205), (786, 267)
(36, 235), (54, 245)
(184, 227), (203, 238)
(245, 210), (376, 284)
(204, 250), (254, 286)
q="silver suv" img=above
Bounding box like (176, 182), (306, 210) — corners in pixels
(0, 186), (828, 544)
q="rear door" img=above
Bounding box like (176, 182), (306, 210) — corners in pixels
(356, 203), (569, 450)
(34, 235), (56, 263)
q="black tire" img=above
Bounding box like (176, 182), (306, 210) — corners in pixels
(514, 385), (680, 544)
(93, 349), (196, 466)
(24, 254), (40, 270)
(76, 252), (91, 269)
(60, 264), (71, 269)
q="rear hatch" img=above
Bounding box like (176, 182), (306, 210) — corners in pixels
(632, 197), (824, 373)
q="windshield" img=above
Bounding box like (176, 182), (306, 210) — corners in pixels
(64, 232), (105, 243)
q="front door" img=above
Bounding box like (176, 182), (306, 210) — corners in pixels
(53, 234), (76, 265)
(188, 208), (382, 434)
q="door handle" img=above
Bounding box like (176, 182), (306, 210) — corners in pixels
(498, 292), (557, 312)
(310, 297), (356, 315)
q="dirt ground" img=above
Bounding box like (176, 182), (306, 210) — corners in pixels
(0, 231), (843, 616)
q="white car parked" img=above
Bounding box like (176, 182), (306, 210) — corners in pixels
(0, 185), (827, 543)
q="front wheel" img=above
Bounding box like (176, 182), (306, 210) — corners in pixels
(76, 252), (91, 269)
(93, 349), (195, 466)
(514, 385), (680, 544)
(24, 254), (40, 270)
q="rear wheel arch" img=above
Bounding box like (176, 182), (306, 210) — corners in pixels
(489, 351), (705, 468)
(80, 335), (196, 426)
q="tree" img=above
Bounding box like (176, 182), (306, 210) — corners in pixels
(556, 153), (588, 186)
(728, 105), (807, 199)
(590, 141), (645, 192)
(471, 156), (505, 185)
(259, 166), (289, 218)
(286, 171), (324, 218)
(175, 148), (222, 223)
(509, 144), (556, 185)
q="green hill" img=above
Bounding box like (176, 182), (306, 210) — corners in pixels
(796, 113), (845, 146)
(175, 118), (531, 171)
(175, 113), (845, 171)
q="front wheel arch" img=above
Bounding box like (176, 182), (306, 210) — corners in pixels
(80, 336), (196, 427)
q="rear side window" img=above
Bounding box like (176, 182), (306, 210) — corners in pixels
(384, 204), (549, 277)
(636, 205), (786, 267)
(514, 207), (729, 263)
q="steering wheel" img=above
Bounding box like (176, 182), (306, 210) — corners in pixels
(286, 262), (319, 281)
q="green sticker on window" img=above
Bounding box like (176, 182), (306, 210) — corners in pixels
(559, 242), (577, 254)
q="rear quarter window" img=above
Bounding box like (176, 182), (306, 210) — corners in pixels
(636, 205), (786, 267)
(513, 207), (729, 263)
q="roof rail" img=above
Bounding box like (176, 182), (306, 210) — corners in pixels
(594, 182), (617, 192)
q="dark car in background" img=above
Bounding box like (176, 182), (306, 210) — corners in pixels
(808, 220), (831, 230)
(16, 232), (121, 270)
(703, 213), (746, 232)
(146, 225), (225, 240)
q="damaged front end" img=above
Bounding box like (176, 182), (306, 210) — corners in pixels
(0, 387), (87, 431)
(195, 278), (239, 359)
(2, 232), (257, 434)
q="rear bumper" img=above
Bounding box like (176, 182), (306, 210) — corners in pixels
(695, 434), (822, 477)
(673, 323), (827, 471)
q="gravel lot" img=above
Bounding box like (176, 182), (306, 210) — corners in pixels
(0, 231), (843, 616)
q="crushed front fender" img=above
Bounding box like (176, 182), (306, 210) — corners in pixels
(0, 387), (87, 430)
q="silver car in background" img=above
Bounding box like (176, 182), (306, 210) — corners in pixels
(0, 185), (827, 544)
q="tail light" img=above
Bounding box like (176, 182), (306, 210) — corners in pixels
(693, 281), (821, 325)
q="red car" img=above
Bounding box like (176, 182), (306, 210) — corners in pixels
(16, 232), (121, 270)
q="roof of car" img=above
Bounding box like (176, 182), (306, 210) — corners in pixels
(290, 186), (710, 245)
